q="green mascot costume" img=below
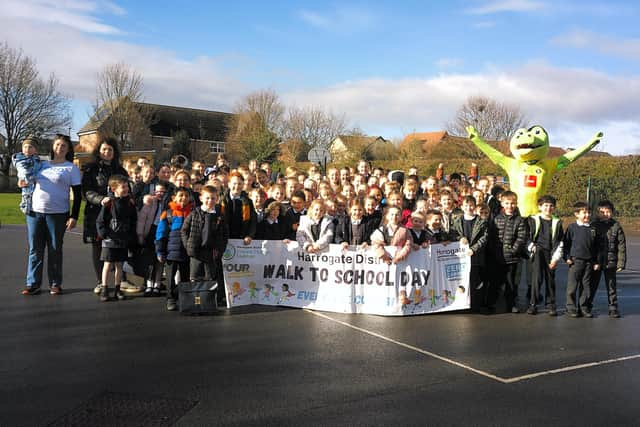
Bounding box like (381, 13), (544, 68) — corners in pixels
(466, 125), (602, 217)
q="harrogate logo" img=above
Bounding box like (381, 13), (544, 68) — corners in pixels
(223, 244), (236, 261)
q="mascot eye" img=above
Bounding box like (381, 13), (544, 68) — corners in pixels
(535, 129), (541, 135)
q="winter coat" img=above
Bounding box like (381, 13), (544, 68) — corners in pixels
(137, 198), (160, 246)
(220, 191), (257, 239)
(155, 201), (192, 262)
(95, 196), (137, 248)
(490, 213), (528, 265)
(595, 218), (626, 270)
(82, 161), (127, 243)
(282, 207), (306, 240)
(450, 215), (489, 266)
(296, 216), (334, 251)
(334, 217), (372, 246)
(181, 207), (229, 261)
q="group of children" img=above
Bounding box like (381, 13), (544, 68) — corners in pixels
(18, 144), (625, 316)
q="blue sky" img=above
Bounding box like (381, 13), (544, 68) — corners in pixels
(1, 0), (639, 154)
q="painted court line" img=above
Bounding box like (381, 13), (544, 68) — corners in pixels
(304, 309), (508, 384)
(305, 309), (640, 384)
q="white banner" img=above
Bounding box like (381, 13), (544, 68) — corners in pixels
(222, 240), (470, 316)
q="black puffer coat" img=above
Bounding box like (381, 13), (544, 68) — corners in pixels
(596, 219), (627, 270)
(489, 213), (528, 265)
(82, 161), (128, 243)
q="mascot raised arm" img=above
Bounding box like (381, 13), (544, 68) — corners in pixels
(466, 125), (602, 217)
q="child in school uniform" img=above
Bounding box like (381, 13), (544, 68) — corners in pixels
(370, 206), (413, 264)
(450, 196), (489, 311)
(296, 200), (334, 253)
(137, 182), (167, 296)
(96, 175), (137, 302)
(155, 187), (193, 311)
(525, 195), (564, 316)
(488, 191), (527, 313)
(563, 201), (602, 318)
(181, 185), (229, 287)
(334, 199), (371, 249)
(591, 200), (625, 318)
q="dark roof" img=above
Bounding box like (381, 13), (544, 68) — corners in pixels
(78, 100), (233, 141)
(145, 103), (233, 141)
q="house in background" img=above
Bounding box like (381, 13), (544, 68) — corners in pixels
(77, 100), (233, 164)
(329, 134), (395, 161)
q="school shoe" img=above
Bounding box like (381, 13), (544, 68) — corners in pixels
(526, 305), (537, 315)
(609, 309), (621, 318)
(166, 298), (178, 311)
(114, 286), (126, 301)
(144, 287), (153, 297)
(93, 283), (103, 294)
(566, 310), (581, 318)
(21, 286), (41, 296)
(511, 306), (520, 314)
(548, 306), (558, 316)
(100, 287), (110, 302)
(582, 309), (594, 318)
(152, 288), (161, 297)
(50, 286), (63, 295)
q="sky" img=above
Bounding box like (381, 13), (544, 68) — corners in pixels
(1, 0), (639, 155)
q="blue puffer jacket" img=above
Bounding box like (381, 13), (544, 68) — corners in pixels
(155, 201), (192, 262)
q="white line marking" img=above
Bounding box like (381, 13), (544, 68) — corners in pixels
(304, 309), (508, 383)
(305, 309), (640, 384)
(502, 354), (640, 383)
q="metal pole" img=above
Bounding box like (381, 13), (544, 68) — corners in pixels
(586, 175), (591, 206)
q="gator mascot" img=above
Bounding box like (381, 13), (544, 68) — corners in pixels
(466, 125), (602, 217)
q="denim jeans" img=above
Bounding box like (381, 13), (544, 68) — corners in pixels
(25, 211), (68, 288)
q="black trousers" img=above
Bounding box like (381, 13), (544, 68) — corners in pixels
(190, 258), (217, 282)
(566, 258), (593, 312)
(469, 265), (484, 310)
(488, 263), (519, 311)
(166, 260), (189, 300)
(590, 267), (618, 309)
(530, 249), (557, 308)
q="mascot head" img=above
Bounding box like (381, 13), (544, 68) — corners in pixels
(510, 125), (549, 161)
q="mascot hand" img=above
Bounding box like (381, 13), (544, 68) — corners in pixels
(589, 132), (604, 147)
(466, 125), (479, 140)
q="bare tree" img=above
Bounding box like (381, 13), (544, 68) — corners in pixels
(239, 89), (285, 134)
(225, 89), (284, 163)
(93, 62), (149, 150)
(447, 95), (527, 141)
(281, 105), (347, 161)
(0, 42), (71, 153)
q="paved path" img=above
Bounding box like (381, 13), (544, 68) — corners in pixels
(1, 225), (639, 426)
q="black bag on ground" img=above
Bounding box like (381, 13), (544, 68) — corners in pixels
(178, 281), (218, 315)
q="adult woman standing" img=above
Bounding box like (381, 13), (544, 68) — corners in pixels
(81, 137), (127, 292)
(21, 135), (82, 295)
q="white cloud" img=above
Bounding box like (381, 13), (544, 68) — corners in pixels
(282, 61), (640, 155)
(1, 0), (123, 34)
(298, 6), (378, 33)
(466, 0), (546, 15)
(1, 1), (637, 155)
(552, 30), (640, 62)
(0, 2), (249, 133)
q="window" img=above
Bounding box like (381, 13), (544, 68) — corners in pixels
(209, 141), (225, 153)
